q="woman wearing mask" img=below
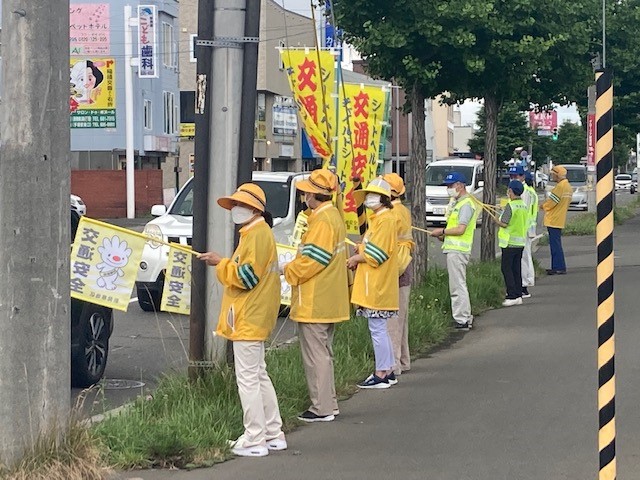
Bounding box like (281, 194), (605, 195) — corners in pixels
(197, 183), (285, 457)
(347, 177), (399, 389)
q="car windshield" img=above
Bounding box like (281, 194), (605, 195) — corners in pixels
(425, 165), (474, 186)
(548, 167), (586, 184)
(254, 180), (290, 218)
(168, 179), (291, 218)
(616, 175), (631, 180)
(170, 180), (194, 216)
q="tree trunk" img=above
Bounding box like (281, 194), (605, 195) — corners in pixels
(481, 95), (499, 261)
(409, 84), (428, 282)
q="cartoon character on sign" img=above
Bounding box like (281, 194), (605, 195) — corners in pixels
(70, 59), (104, 107)
(96, 236), (132, 290)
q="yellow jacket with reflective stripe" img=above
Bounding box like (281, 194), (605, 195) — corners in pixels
(284, 202), (350, 323)
(542, 179), (573, 228)
(498, 198), (529, 248)
(215, 217), (280, 341)
(523, 184), (539, 233)
(391, 200), (415, 275)
(442, 195), (478, 253)
(351, 208), (399, 311)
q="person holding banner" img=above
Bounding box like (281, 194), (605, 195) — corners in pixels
(383, 173), (415, 377)
(429, 172), (478, 331)
(347, 177), (399, 389)
(283, 169), (350, 423)
(197, 184), (285, 458)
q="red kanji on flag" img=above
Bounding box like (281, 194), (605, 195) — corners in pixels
(344, 190), (357, 213)
(353, 121), (370, 150)
(300, 94), (319, 123)
(297, 58), (317, 91)
(353, 91), (370, 118)
(351, 153), (368, 179)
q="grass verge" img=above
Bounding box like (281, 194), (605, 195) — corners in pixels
(6, 261), (505, 476)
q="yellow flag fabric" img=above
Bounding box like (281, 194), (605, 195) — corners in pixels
(160, 246), (193, 315)
(277, 243), (298, 306)
(70, 217), (146, 312)
(337, 83), (388, 235)
(280, 49), (336, 162)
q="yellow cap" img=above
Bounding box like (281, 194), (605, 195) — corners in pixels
(217, 183), (266, 212)
(383, 173), (406, 197)
(551, 165), (567, 177)
(353, 176), (392, 201)
(296, 169), (338, 195)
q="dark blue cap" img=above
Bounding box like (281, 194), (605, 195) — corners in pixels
(524, 171), (533, 181)
(508, 180), (524, 195)
(442, 172), (467, 185)
(508, 166), (525, 176)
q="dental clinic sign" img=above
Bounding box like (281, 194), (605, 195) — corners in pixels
(138, 5), (158, 78)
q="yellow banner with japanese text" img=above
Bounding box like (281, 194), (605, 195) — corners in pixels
(280, 49), (336, 163)
(336, 83), (388, 235)
(70, 217), (146, 312)
(160, 246), (193, 315)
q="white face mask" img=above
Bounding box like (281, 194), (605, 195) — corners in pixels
(446, 187), (457, 198)
(231, 205), (256, 225)
(364, 193), (382, 210)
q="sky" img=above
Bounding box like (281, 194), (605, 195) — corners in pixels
(273, 1), (582, 127)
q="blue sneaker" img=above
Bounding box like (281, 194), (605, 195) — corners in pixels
(358, 374), (390, 389)
(385, 372), (398, 386)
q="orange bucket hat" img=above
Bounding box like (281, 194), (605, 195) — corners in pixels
(383, 172), (406, 197)
(217, 183), (267, 212)
(296, 169), (338, 195)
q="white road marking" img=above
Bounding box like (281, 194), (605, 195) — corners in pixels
(129, 297), (138, 304)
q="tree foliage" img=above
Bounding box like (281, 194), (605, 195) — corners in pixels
(333, 0), (598, 260)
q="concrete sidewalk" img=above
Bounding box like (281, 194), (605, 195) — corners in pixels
(118, 217), (640, 480)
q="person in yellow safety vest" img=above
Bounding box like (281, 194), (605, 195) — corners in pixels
(429, 172), (478, 331)
(508, 166), (538, 298)
(283, 169), (350, 423)
(541, 165), (573, 275)
(383, 172), (415, 377)
(494, 180), (530, 307)
(197, 183), (286, 458)
(347, 177), (399, 389)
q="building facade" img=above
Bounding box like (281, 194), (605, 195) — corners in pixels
(69, 1), (180, 180)
(177, 0), (317, 185)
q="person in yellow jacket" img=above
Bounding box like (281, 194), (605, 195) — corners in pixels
(197, 183), (285, 458)
(493, 180), (529, 307)
(347, 177), (399, 389)
(541, 165), (573, 275)
(283, 169), (350, 423)
(383, 173), (415, 377)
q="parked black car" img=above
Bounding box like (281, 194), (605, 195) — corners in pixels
(70, 210), (114, 387)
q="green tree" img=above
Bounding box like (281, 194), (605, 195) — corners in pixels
(334, 0), (597, 260)
(549, 122), (586, 164)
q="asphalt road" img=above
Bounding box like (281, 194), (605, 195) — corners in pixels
(119, 198), (640, 480)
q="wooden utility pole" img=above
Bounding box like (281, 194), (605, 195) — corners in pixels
(0, 0), (71, 466)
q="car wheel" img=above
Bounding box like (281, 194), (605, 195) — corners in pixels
(137, 284), (162, 312)
(71, 305), (111, 387)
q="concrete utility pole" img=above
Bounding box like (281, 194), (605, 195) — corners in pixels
(204, 0), (249, 362)
(0, 1), (70, 466)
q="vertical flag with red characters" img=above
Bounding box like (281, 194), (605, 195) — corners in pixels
(280, 49), (336, 163)
(337, 83), (388, 235)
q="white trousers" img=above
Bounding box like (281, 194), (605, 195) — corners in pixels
(233, 341), (283, 446)
(521, 237), (535, 288)
(446, 252), (473, 325)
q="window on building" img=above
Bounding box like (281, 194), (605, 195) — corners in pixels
(180, 91), (196, 124)
(279, 40), (286, 70)
(189, 34), (197, 63)
(144, 99), (152, 130)
(164, 91), (176, 134)
(163, 22), (176, 67)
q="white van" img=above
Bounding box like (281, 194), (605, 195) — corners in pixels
(135, 171), (309, 311)
(425, 158), (485, 224)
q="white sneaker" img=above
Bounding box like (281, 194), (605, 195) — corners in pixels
(502, 297), (523, 307)
(228, 436), (269, 457)
(266, 433), (287, 451)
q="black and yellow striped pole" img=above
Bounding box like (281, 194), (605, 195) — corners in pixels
(595, 69), (616, 480)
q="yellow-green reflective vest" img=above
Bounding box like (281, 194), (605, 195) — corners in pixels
(443, 196), (478, 253)
(498, 198), (528, 248)
(525, 184), (538, 230)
